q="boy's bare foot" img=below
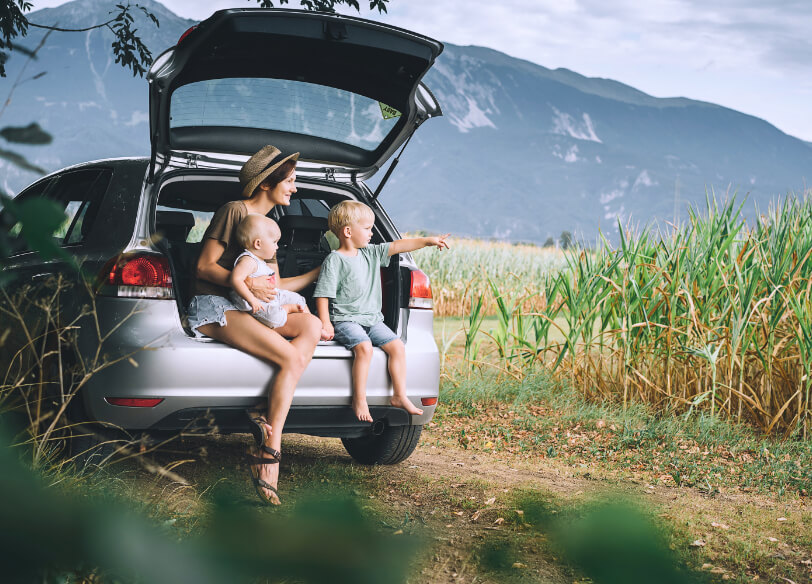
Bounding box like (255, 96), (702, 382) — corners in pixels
(390, 395), (423, 416)
(353, 397), (373, 422)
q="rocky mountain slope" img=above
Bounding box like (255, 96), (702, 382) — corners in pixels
(2, 0), (810, 243)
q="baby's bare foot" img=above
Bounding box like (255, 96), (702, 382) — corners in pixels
(284, 303), (304, 314)
(353, 398), (373, 423)
(391, 395), (423, 416)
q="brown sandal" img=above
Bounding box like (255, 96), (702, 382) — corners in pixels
(247, 415), (272, 447)
(247, 444), (282, 505)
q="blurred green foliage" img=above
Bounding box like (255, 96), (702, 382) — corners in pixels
(0, 121), (52, 144)
(0, 428), (417, 584)
(511, 493), (704, 584)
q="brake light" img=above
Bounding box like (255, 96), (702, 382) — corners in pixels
(421, 397), (438, 406)
(98, 253), (174, 299)
(106, 398), (164, 408)
(408, 269), (433, 309)
(177, 25), (197, 44)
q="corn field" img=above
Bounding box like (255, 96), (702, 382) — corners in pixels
(412, 239), (568, 316)
(424, 196), (812, 436)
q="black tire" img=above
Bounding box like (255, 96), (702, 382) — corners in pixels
(341, 424), (422, 465)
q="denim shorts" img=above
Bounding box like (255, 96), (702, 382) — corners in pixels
(333, 321), (398, 350)
(187, 294), (242, 338)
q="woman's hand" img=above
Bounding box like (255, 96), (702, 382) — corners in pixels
(248, 276), (278, 303)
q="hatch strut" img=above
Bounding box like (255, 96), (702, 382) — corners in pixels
(372, 121), (421, 200)
(148, 136), (158, 183)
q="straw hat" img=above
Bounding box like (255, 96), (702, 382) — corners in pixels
(239, 145), (300, 198)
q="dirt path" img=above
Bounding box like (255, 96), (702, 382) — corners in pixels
(131, 429), (811, 584)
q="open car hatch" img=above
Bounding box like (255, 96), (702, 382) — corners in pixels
(147, 8), (444, 180)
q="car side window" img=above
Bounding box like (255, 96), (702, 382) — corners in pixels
(49, 169), (112, 247)
(1, 169), (112, 256)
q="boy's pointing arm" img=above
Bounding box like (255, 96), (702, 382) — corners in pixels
(388, 234), (450, 256)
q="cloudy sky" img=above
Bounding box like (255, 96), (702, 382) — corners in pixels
(34, 0), (812, 141)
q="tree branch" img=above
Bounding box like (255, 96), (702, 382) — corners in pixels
(25, 18), (117, 33)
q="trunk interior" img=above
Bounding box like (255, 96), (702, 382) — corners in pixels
(155, 176), (401, 336)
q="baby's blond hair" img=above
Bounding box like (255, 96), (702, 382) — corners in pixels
(327, 201), (374, 237)
(236, 214), (281, 249)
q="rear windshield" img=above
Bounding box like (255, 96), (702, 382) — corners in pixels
(170, 78), (402, 151)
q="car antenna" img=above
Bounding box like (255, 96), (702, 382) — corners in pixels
(372, 123), (419, 200)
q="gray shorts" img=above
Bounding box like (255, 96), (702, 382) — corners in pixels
(333, 321), (398, 350)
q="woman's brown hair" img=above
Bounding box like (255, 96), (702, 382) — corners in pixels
(259, 159), (297, 192)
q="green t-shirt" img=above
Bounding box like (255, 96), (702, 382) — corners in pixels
(313, 243), (391, 326)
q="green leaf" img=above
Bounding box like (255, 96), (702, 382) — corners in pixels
(11, 196), (68, 260)
(0, 122), (52, 145)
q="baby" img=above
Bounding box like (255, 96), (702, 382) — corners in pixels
(229, 214), (308, 328)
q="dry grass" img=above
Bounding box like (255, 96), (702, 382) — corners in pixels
(412, 237), (568, 317)
(422, 196), (812, 435)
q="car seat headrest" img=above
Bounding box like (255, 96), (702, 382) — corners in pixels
(278, 215), (328, 250)
(156, 210), (196, 242)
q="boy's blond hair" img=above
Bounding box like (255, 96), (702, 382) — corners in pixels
(327, 201), (374, 237)
(236, 214), (281, 249)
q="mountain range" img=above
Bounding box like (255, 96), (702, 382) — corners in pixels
(2, 0), (810, 244)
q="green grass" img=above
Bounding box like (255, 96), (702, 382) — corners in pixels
(435, 371), (812, 496)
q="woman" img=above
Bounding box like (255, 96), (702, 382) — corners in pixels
(187, 145), (323, 505)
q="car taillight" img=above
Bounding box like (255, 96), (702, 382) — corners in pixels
(106, 398), (164, 408)
(409, 269), (433, 309)
(421, 397), (438, 406)
(98, 253), (174, 299)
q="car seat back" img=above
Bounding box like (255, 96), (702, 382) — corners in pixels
(156, 210), (199, 309)
(276, 215), (330, 278)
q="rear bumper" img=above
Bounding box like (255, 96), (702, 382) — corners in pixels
(149, 404), (437, 439)
(79, 298), (439, 432)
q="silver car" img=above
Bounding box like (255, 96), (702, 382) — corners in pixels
(3, 9), (443, 465)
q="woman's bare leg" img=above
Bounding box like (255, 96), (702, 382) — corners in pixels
(265, 312), (321, 441)
(197, 311), (319, 502)
(275, 312), (322, 364)
(381, 339), (423, 415)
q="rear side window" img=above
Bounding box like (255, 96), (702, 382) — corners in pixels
(50, 169), (112, 247)
(1, 169), (111, 256)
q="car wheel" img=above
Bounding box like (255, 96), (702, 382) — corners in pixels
(341, 423), (422, 465)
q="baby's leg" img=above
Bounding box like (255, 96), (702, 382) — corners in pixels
(351, 341), (374, 422)
(253, 306), (288, 329)
(381, 338), (423, 416)
(278, 290), (309, 313)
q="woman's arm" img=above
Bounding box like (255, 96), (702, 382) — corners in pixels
(196, 238), (277, 302)
(275, 264), (321, 293)
(196, 238), (232, 287)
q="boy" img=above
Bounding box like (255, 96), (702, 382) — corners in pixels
(314, 201), (448, 422)
(229, 214), (309, 328)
